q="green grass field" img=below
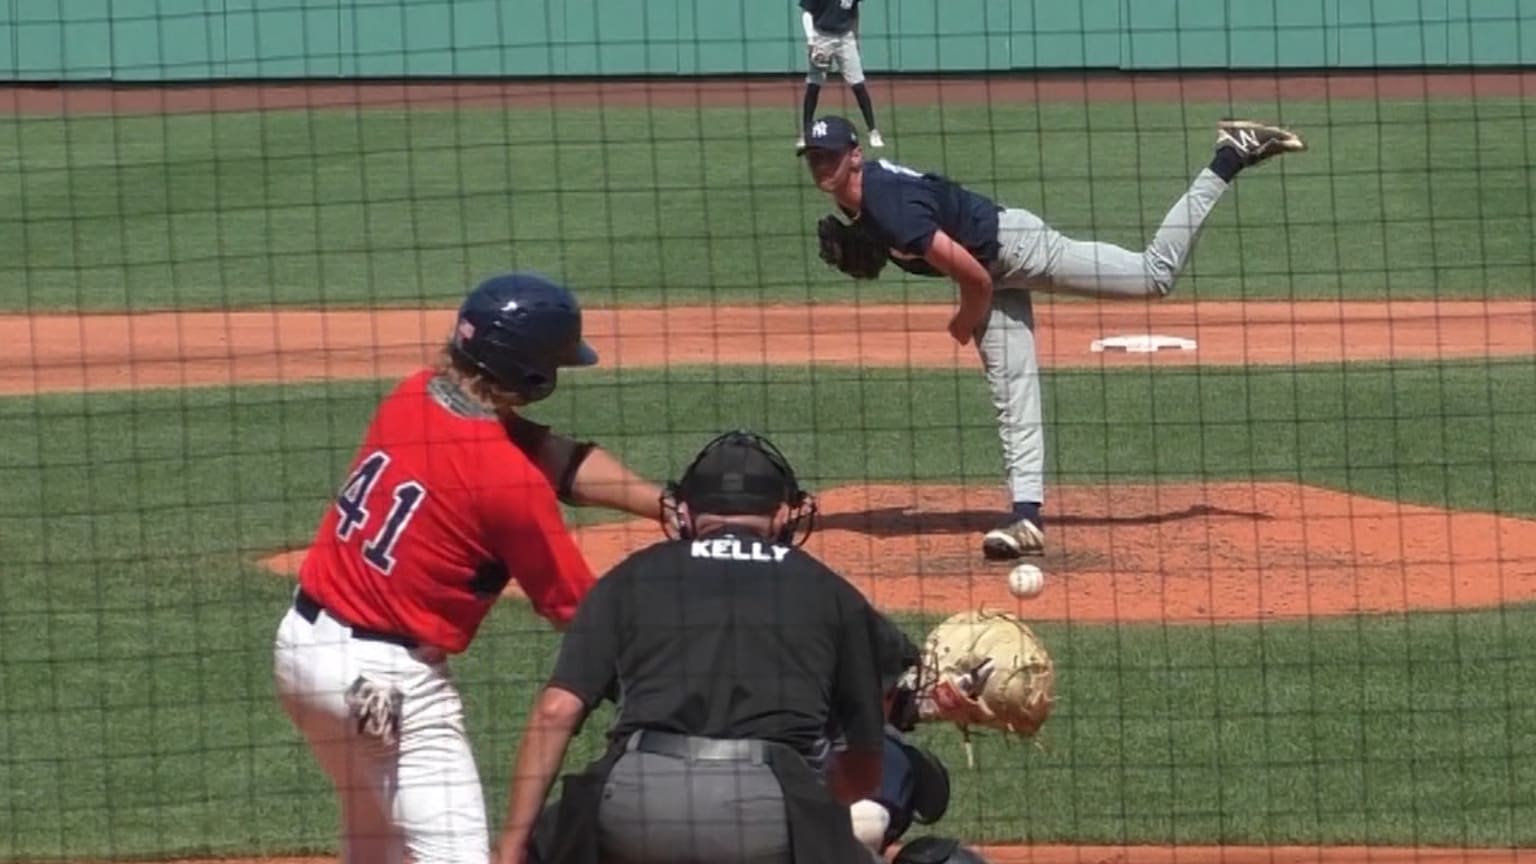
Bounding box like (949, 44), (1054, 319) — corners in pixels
(4, 96), (1535, 311)
(4, 81), (1536, 863)
(4, 361), (1536, 859)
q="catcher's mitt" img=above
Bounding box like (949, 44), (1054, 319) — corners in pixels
(817, 214), (888, 280)
(907, 609), (1056, 765)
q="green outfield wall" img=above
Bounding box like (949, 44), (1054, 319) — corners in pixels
(4, 0), (1535, 81)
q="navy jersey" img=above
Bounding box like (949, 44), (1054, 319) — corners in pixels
(800, 0), (861, 35)
(857, 159), (1002, 275)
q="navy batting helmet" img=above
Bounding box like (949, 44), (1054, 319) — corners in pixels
(447, 272), (598, 403)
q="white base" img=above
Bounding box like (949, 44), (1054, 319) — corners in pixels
(1090, 333), (1198, 353)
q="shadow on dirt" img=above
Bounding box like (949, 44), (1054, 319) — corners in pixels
(815, 503), (1273, 538)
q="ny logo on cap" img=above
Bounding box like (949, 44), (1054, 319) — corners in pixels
(811, 120), (828, 138)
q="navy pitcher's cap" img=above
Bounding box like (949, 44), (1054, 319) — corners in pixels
(797, 115), (859, 156)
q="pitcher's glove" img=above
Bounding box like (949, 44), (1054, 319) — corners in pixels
(817, 214), (888, 280)
(903, 609), (1056, 765)
(808, 40), (836, 71)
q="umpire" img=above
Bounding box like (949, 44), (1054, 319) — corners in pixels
(494, 430), (888, 864)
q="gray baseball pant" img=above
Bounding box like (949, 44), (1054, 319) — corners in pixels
(806, 30), (865, 85)
(597, 750), (792, 864)
(977, 168), (1229, 505)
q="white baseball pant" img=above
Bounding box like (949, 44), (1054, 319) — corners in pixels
(272, 601), (489, 864)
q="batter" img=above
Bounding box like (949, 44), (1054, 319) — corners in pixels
(271, 272), (658, 863)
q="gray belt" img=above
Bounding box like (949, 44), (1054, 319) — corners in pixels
(626, 730), (769, 765)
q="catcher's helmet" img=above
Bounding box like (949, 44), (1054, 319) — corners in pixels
(892, 837), (991, 864)
(663, 430), (818, 545)
(447, 272), (598, 404)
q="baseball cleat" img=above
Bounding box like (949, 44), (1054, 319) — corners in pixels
(795, 134), (807, 150)
(1215, 119), (1307, 167)
(982, 518), (1045, 560)
(867, 129), (886, 148)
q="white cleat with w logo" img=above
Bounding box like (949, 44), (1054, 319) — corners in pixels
(1215, 119), (1307, 167)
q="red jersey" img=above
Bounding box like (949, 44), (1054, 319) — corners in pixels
(299, 369), (596, 653)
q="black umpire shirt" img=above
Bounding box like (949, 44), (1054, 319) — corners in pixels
(800, 0), (861, 36)
(856, 158), (1003, 273)
(547, 529), (889, 759)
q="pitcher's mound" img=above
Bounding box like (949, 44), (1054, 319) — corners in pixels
(258, 482), (1536, 623)
(560, 482), (1536, 622)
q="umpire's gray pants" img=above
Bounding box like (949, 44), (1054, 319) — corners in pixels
(977, 168), (1229, 504)
(598, 750), (792, 864)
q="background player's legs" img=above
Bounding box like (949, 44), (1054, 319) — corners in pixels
(274, 608), (405, 864)
(798, 53), (830, 147)
(800, 83), (822, 142)
(838, 40), (883, 147)
(973, 289), (1047, 557)
(996, 169), (1228, 299)
(850, 84), (880, 142)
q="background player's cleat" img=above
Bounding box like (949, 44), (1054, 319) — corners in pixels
(1215, 120), (1307, 167)
(982, 518), (1046, 560)
(867, 129), (885, 148)
(795, 134), (807, 150)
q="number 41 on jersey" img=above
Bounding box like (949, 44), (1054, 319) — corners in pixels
(334, 450), (428, 575)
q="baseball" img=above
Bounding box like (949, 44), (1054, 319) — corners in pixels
(1007, 563), (1045, 599)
